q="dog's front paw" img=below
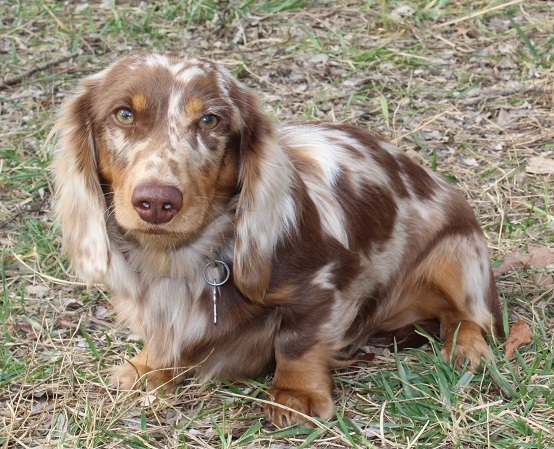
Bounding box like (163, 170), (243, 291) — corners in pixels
(110, 348), (178, 392)
(265, 388), (334, 426)
(442, 321), (490, 372)
(110, 361), (145, 390)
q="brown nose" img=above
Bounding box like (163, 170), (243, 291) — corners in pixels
(131, 184), (183, 224)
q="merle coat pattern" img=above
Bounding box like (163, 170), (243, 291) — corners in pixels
(52, 53), (503, 426)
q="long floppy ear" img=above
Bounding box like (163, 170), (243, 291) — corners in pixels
(51, 76), (111, 285)
(231, 86), (294, 303)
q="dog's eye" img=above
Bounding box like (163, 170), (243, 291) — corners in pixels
(198, 115), (218, 130)
(115, 108), (135, 125)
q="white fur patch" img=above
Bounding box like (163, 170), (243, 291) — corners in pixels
(176, 66), (206, 85)
(461, 236), (495, 329)
(237, 139), (297, 257)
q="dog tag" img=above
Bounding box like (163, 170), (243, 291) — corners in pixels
(203, 260), (231, 325)
(211, 283), (218, 325)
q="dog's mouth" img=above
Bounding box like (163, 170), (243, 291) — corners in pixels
(140, 227), (173, 235)
(117, 221), (176, 239)
(125, 226), (186, 249)
(129, 224), (197, 247)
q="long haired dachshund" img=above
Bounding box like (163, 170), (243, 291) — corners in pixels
(52, 53), (503, 426)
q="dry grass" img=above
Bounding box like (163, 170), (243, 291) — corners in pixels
(1, 1), (553, 448)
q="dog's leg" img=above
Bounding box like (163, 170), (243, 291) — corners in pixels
(394, 285), (491, 372)
(265, 344), (334, 426)
(423, 240), (498, 372)
(111, 345), (177, 391)
(385, 234), (499, 372)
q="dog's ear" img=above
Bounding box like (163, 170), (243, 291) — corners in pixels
(231, 86), (293, 303)
(51, 76), (111, 285)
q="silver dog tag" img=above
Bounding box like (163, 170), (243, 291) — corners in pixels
(203, 260), (231, 325)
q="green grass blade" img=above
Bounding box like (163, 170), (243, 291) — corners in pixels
(79, 325), (102, 363)
(508, 16), (539, 60)
(232, 420), (262, 446)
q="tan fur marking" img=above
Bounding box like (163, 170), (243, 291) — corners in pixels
(131, 93), (148, 112)
(111, 346), (181, 391)
(266, 345), (334, 426)
(97, 144), (126, 187)
(429, 260), (466, 312)
(442, 321), (489, 372)
(380, 258), (469, 331)
(380, 255), (489, 373)
(185, 97), (204, 116)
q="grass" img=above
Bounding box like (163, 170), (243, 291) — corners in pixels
(1, 0), (553, 448)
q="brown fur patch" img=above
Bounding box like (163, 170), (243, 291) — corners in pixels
(334, 171), (397, 251)
(396, 153), (437, 199)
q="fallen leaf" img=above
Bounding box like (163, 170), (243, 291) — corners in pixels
(496, 109), (514, 127)
(462, 157), (479, 167)
(25, 284), (50, 298)
(308, 53), (329, 66)
(355, 352), (376, 363)
(17, 317), (42, 336)
(527, 246), (554, 268)
(126, 333), (142, 342)
(56, 318), (79, 329)
(390, 5), (415, 22)
(95, 305), (113, 319)
(533, 273), (554, 287)
(526, 156), (554, 174)
(140, 393), (158, 407)
(493, 245), (554, 276)
(505, 320), (532, 359)
(63, 297), (84, 310)
(16, 321), (35, 335)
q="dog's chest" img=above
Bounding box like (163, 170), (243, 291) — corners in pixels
(134, 276), (275, 367)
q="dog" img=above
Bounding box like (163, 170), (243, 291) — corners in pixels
(52, 52), (503, 426)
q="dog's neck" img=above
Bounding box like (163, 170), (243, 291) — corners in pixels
(108, 208), (236, 282)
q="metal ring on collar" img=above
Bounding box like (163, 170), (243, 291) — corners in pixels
(203, 260), (231, 286)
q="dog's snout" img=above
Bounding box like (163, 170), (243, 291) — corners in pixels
(131, 184), (183, 224)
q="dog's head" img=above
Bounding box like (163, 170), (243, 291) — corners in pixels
(53, 53), (290, 301)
